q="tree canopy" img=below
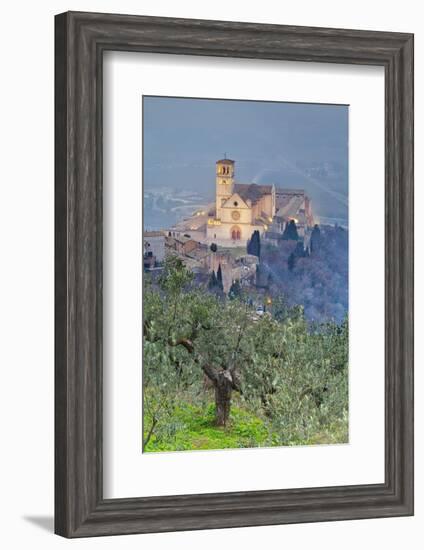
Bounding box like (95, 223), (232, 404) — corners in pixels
(282, 219), (299, 241)
(247, 230), (261, 258)
(310, 224), (321, 253)
(143, 255), (348, 451)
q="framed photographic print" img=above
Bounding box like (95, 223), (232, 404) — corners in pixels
(55, 11), (414, 537)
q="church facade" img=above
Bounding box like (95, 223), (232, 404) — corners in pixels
(206, 158), (276, 246)
(171, 157), (313, 249)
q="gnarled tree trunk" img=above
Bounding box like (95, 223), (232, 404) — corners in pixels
(202, 365), (237, 427)
(214, 372), (233, 427)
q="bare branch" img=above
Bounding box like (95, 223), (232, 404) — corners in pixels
(143, 415), (158, 449)
(168, 338), (194, 353)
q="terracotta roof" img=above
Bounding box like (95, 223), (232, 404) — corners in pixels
(186, 247), (209, 260)
(234, 183), (273, 204)
(166, 234), (197, 244)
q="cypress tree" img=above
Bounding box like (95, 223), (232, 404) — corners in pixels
(208, 271), (218, 289)
(247, 230), (261, 258)
(216, 264), (224, 291)
(229, 279), (242, 300)
(256, 230), (261, 258)
(282, 220), (299, 241)
(294, 241), (305, 258)
(310, 224), (321, 254)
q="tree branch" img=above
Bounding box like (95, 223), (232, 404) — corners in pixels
(143, 415), (158, 449)
(201, 363), (219, 383)
(230, 370), (243, 393)
(168, 338), (194, 353)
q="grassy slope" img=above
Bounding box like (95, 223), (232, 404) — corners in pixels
(144, 400), (347, 453)
(144, 402), (269, 452)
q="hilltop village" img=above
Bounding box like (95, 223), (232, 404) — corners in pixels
(144, 158), (315, 295)
(144, 158), (314, 293)
(145, 156), (349, 323)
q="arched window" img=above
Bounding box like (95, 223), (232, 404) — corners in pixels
(231, 226), (241, 240)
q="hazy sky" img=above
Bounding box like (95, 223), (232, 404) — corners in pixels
(143, 96), (348, 222)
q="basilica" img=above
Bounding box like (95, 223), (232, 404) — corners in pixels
(173, 157), (314, 248)
(204, 158), (273, 246)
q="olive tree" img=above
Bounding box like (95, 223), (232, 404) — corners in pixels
(143, 256), (348, 445)
(144, 256), (252, 427)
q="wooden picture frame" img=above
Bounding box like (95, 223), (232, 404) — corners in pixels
(55, 11), (414, 538)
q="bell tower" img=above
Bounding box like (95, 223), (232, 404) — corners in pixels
(216, 157), (235, 219)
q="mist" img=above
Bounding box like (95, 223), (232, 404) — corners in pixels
(143, 96), (349, 224)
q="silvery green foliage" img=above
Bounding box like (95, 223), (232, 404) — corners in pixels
(143, 256), (348, 449)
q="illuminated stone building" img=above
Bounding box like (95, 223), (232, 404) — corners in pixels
(206, 158), (276, 246)
(174, 157), (313, 248)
